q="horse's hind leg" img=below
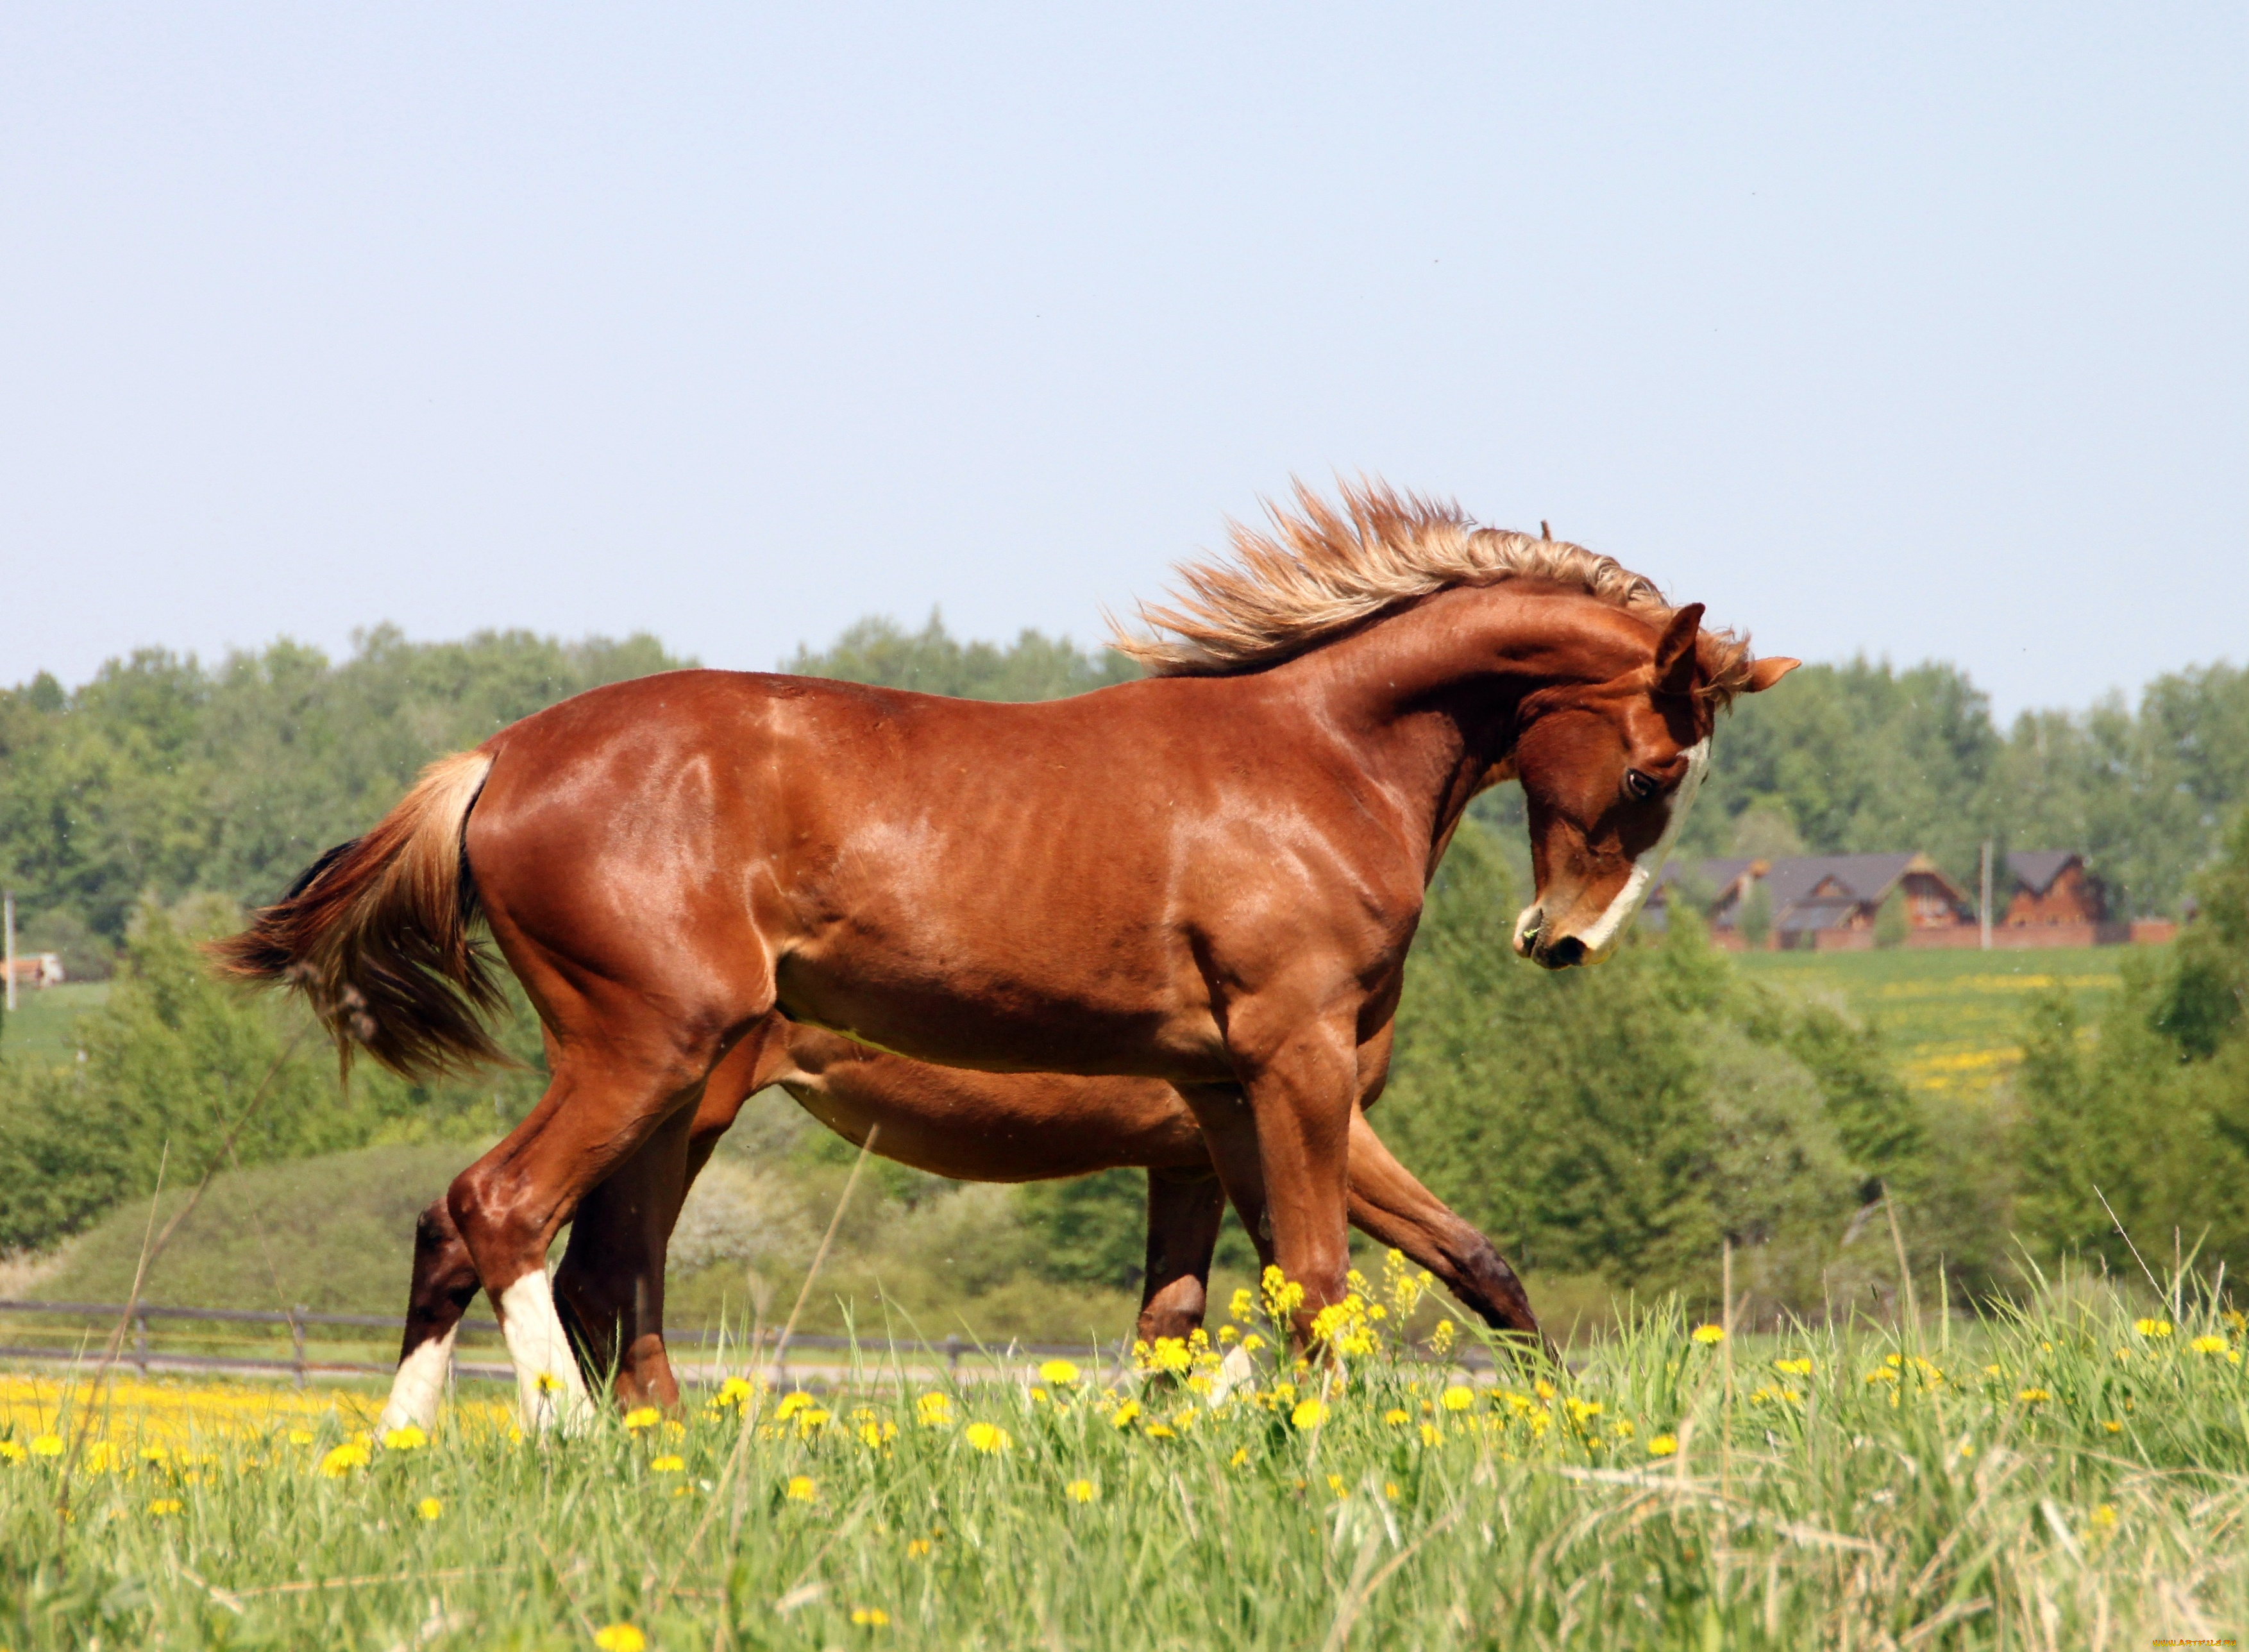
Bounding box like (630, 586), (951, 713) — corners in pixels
(1137, 1167), (1227, 1345)
(550, 1024), (790, 1410)
(447, 1036), (725, 1429)
(376, 1194), (482, 1435)
(552, 1106), (695, 1410)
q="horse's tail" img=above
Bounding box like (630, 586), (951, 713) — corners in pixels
(208, 749), (509, 1081)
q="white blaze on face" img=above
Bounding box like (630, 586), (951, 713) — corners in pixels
(378, 1325), (459, 1436)
(1571, 738), (1712, 964)
(497, 1270), (595, 1433)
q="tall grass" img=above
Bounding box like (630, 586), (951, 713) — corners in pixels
(1, 1272), (2243, 1649)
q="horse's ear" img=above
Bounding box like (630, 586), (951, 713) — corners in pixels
(1744, 656), (1800, 693)
(1655, 603), (1704, 696)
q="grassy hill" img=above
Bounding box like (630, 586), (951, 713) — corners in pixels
(1737, 943), (2127, 1101)
(0, 981), (108, 1070)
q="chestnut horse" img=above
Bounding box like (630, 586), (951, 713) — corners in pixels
(375, 1016), (1547, 1432)
(219, 484), (1794, 1426)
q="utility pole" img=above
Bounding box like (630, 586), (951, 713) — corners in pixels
(1978, 841), (1993, 952)
(3, 889), (15, 1015)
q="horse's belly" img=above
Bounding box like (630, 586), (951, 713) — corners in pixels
(771, 947), (1229, 1084)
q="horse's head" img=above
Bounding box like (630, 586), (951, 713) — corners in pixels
(1509, 603), (1796, 969)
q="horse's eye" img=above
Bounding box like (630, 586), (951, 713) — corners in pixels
(1624, 768), (1659, 804)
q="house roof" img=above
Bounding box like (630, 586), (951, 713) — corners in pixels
(2007, 850), (2081, 897)
(1654, 852), (1973, 929)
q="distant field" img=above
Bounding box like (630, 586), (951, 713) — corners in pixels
(1736, 943), (2130, 1100)
(0, 981), (108, 1068)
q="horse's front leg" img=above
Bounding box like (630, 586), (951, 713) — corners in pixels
(1229, 1014), (1359, 1335)
(1136, 1167), (1227, 1345)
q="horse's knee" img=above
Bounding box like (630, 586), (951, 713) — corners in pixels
(447, 1165), (547, 1285)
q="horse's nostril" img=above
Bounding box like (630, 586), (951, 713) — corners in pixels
(1543, 936), (1586, 969)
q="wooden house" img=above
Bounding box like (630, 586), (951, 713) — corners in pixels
(2003, 851), (2105, 927)
(1651, 853), (1976, 950)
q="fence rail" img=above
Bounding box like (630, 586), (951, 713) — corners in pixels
(0, 1297), (1154, 1388)
(0, 1297), (1504, 1390)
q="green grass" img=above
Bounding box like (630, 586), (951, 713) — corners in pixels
(2, 1281), (2243, 1648)
(0, 983), (109, 1071)
(1736, 945), (2128, 1100)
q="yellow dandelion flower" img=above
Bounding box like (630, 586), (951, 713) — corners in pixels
(964, 1422), (1013, 1453)
(775, 1392), (816, 1420)
(417, 1497), (443, 1521)
(1066, 1478), (1097, 1503)
(1565, 1397), (1602, 1423)
(1383, 1408), (1411, 1427)
(2016, 1388), (2051, 1403)
(1690, 1324), (1726, 1345)
(794, 1408), (832, 1431)
(1418, 1422), (1442, 1447)
(1647, 1435), (1679, 1458)
(784, 1475), (817, 1502)
(2189, 1335), (2228, 1354)
(2090, 1504), (2117, 1530)
(907, 1538), (933, 1558)
(915, 1393), (953, 1428)
(1111, 1400), (1141, 1429)
(287, 1428), (316, 1446)
(1533, 1378), (1556, 1402)
(2134, 1318), (2173, 1339)
(1326, 1473), (1345, 1496)
(1440, 1385), (1475, 1412)
(622, 1406), (659, 1431)
(2103, 1420), (2123, 1433)
(147, 1498), (183, 1516)
(859, 1420), (898, 1449)
(1865, 1369), (1899, 1385)
(317, 1441), (370, 1478)
(139, 1445), (169, 1464)
(715, 1375), (756, 1407)
(380, 1424), (427, 1451)
(534, 1370), (563, 1395)
(650, 1454), (685, 1472)
(1229, 1446), (1251, 1468)
(851, 1606), (891, 1627)
(593, 1626), (647, 1652)
(1290, 1399), (1327, 1430)
(1612, 1419), (1637, 1438)
(29, 1435), (64, 1458)
(1773, 1357), (1814, 1376)
(1039, 1358), (1081, 1385)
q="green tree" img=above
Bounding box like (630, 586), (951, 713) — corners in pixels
(2012, 807), (2249, 1273)
(786, 613), (1136, 702)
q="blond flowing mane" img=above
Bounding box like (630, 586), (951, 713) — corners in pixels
(1111, 479), (1754, 699)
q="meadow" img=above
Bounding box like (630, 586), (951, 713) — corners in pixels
(1735, 946), (2125, 1103)
(2, 1260), (2244, 1650)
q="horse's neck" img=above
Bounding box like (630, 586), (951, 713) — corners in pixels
(1279, 587), (1637, 868)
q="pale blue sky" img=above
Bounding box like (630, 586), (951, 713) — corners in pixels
(2, 4), (2240, 719)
